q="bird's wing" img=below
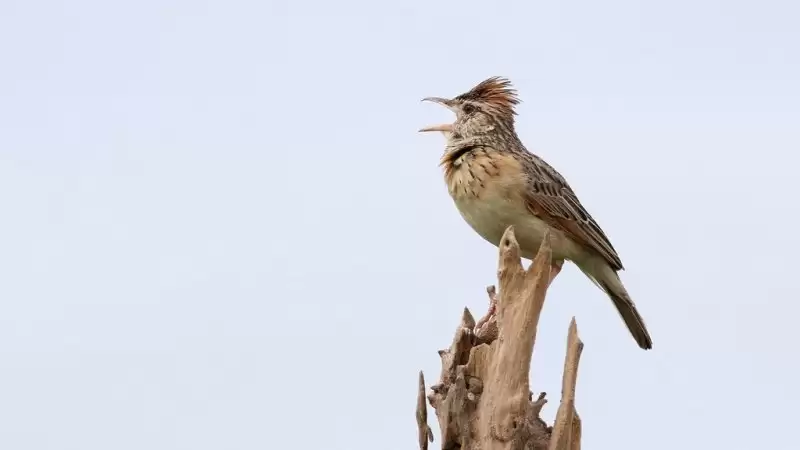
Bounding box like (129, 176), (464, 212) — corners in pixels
(521, 155), (624, 271)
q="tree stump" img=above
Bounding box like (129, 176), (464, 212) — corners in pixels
(416, 226), (584, 450)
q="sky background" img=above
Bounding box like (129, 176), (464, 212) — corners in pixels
(1, 0), (798, 448)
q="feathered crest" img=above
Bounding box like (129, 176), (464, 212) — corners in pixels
(455, 76), (520, 117)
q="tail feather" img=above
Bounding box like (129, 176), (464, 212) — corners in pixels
(577, 260), (653, 350)
(601, 283), (653, 350)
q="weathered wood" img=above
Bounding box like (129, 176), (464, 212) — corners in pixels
(548, 319), (584, 450)
(417, 371), (434, 450)
(417, 226), (586, 450)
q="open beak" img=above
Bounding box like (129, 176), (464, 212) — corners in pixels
(419, 97), (456, 133)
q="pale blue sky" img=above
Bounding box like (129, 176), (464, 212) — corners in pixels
(0, 0), (798, 449)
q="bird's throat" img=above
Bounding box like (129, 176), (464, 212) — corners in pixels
(440, 144), (476, 168)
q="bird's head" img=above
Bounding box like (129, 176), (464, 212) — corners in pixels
(419, 76), (520, 140)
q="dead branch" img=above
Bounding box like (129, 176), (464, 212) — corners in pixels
(548, 319), (584, 450)
(417, 371), (434, 450)
(417, 226), (586, 450)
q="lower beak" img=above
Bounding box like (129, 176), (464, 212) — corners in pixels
(418, 123), (454, 133)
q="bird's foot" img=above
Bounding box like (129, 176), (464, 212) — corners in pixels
(473, 260), (562, 342)
(474, 286), (499, 342)
(549, 259), (564, 287)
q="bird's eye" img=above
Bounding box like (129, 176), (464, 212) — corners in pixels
(462, 103), (476, 114)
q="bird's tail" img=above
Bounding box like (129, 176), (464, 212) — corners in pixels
(576, 259), (653, 350)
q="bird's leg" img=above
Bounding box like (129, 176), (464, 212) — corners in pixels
(474, 286), (498, 337)
(474, 259), (564, 339)
(549, 258), (564, 287)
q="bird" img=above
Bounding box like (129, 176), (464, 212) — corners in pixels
(418, 76), (652, 350)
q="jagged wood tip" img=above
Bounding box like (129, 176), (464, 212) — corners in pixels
(416, 371), (434, 450)
(548, 318), (584, 450)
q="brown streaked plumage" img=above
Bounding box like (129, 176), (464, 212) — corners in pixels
(419, 76), (653, 350)
(454, 76), (520, 119)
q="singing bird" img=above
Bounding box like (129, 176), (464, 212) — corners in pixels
(419, 77), (652, 350)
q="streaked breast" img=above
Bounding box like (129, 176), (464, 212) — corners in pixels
(443, 149), (528, 244)
(442, 148), (578, 260)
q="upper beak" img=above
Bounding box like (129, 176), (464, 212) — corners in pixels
(419, 97), (456, 133)
(421, 97), (454, 107)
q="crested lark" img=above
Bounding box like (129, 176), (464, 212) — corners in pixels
(419, 76), (652, 350)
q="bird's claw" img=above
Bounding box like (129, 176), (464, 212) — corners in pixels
(473, 286), (499, 341)
(549, 259), (564, 287)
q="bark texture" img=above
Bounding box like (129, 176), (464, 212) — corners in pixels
(416, 226), (584, 450)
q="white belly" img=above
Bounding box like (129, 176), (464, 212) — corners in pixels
(453, 195), (581, 262)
